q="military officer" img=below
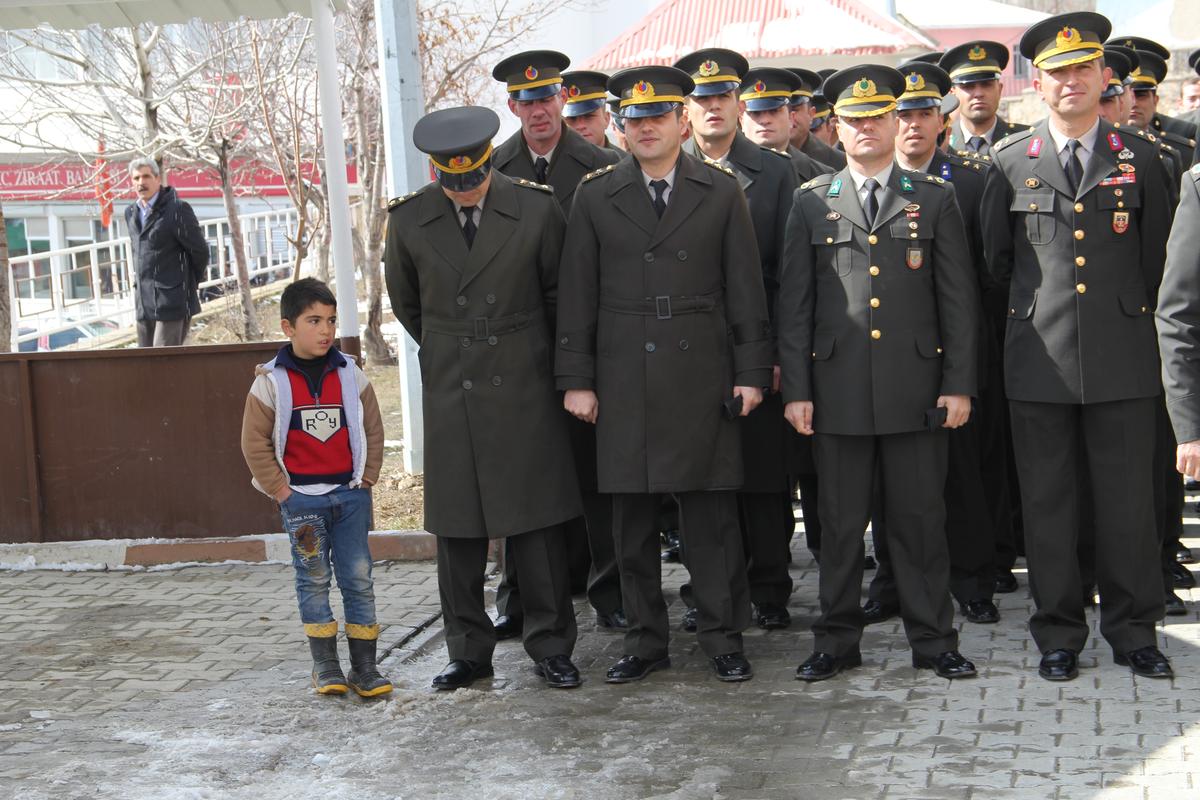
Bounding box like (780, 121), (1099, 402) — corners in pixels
(608, 98), (628, 151)
(562, 70), (617, 150)
(780, 65), (981, 681)
(790, 70), (847, 169)
(809, 91), (838, 150)
(556, 65), (773, 684)
(490, 50), (625, 640)
(780, 68), (836, 181)
(862, 61), (1002, 626)
(979, 12), (1175, 681)
(1122, 47), (1197, 168)
(939, 41), (1030, 157)
(673, 50), (800, 631)
(383, 106), (582, 690)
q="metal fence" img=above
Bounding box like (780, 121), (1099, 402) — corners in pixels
(7, 206), (303, 351)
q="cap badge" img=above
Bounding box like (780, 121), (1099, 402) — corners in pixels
(698, 60), (720, 77)
(852, 78), (877, 98)
(968, 45), (987, 62)
(906, 73), (926, 91)
(568, 84), (581, 98)
(524, 65), (539, 81)
(753, 80), (767, 93)
(632, 80), (654, 100)
(448, 155), (471, 169)
(1056, 27), (1080, 49)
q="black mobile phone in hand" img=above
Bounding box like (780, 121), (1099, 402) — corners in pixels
(924, 406), (948, 431)
(723, 395), (744, 420)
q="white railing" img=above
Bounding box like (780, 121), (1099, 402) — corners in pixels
(8, 206), (305, 351)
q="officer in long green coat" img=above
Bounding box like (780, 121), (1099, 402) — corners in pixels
(384, 106), (582, 692)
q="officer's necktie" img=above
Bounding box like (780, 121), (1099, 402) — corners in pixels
(649, 179), (669, 218)
(862, 177), (880, 227)
(1065, 139), (1083, 196)
(967, 135), (987, 153)
(534, 156), (549, 184)
(460, 205), (477, 249)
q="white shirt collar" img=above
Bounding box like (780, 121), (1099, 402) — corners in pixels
(1047, 116), (1101, 159)
(961, 119), (998, 144)
(454, 197), (484, 218)
(528, 144), (556, 166)
(642, 166), (677, 191)
(846, 162), (893, 194)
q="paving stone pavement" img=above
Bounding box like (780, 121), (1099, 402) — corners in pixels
(1, 527), (1199, 800)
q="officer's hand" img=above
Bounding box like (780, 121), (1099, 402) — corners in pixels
(734, 386), (762, 416)
(771, 365), (781, 394)
(1177, 440), (1200, 480)
(938, 395), (971, 429)
(564, 389), (599, 424)
(784, 401), (814, 436)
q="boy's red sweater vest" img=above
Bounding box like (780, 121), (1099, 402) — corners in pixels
(282, 365), (353, 486)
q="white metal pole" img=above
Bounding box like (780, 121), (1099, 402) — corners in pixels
(375, 0), (426, 473)
(311, 0), (361, 350)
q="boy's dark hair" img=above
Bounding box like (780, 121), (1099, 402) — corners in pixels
(281, 278), (337, 324)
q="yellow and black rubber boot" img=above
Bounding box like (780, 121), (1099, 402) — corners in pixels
(345, 623), (393, 698)
(305, 622), (348, 695)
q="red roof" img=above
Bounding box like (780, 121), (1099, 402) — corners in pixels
(584, 0), (936, 71)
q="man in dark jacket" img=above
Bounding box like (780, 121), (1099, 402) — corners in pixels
(125, 158), (209, 347)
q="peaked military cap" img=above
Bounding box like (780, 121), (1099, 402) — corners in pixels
(1020, 12), (1110, 71)
(896, 62), (951, 111)
(816, 68), (836, 83)
(1128, 50), (1167, 90)
(561, 70), (610, 117)
(492, 50), (570, 101)
(673, 48), (748, 97)
(1107, 35), (1170, 60)
(609, 66), (693, 119)
(606, 98), (626, 131)
(1189, 49), (1200, 74)
(786, 67), (822, 106)
(810, 91), (832, 129)
(940, 92), (960, 117)
(413, 106), (500, 192)
(903, 51), (945, 67)
(741, 67), (802, 111)
(940, 40), (1009, 84)
(1101, 46), (1134, 97)
(824, 65), (905, 118)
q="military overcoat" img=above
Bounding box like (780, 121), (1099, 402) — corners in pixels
(384, 173), (582, 538)
(555, 152), (773, 493)
(493, 124), (622, 216)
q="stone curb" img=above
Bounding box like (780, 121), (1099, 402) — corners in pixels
(0, 530), (437, 571)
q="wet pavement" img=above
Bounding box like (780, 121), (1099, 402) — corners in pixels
(2, 528), (1199, 799)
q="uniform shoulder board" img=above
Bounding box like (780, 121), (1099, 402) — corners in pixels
(582, 163), (618, 183)
(702, 158), (737, 178)
(924, 174), (946, 185)
(993, 128), (1034, 153)
(798, 174), (835, 192)
(515, 178), (554, 193)
(388, 190), (419, 210)
(1160, 130), (1196, 149)
(762, 146), (792, 160)
(1191, 162), (1200, 177)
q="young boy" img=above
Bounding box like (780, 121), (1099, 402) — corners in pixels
(240, 278), (391, 697)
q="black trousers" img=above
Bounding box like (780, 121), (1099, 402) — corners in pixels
(813, 431), (957, 659)
(795, 473), (822, 557)
(437, 526), (577, 664)
(1009, 398), (1163, 654)
(868, 417), (996, 605)
(613, 491), (749, 659)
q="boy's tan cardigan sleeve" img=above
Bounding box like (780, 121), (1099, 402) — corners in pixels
(241, 372), (289, 498)
(357, 367), (385, 486)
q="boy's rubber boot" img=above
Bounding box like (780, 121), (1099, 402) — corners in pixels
(346, 633), (393, 698)
(307, 634), (349, 695)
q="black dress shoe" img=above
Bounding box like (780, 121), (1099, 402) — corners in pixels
(605, 654), (670, 684)
(595, 608), (628, 629)
(660, 530), (681, 563)
(712, 652), (754, 682)
(1038, 649), (1079, 681)
(1115, 645), (1173, 678)
(492, 615), (523, 641)
(432, 659), (494, 690)
(863, 554), (878, 570)
(796, 651), (862, 682)
(960, 599), (1000, 624)
(753, 604), (791, 630)
(1176, 546), (1196, 565)
(994, 569), (1018, 594)
(534, 654), (582, 688)
(1165, 593), (1188, 617)
(913, 650), (977, 679)
(862, 599), (899, 625)
(681, 606), (698, 632)
(1169, 561), (1196, 590)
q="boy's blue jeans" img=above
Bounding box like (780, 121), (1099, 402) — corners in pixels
(280, 485), (378, 633)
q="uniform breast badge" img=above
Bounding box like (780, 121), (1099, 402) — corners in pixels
(1112, 211), (1130, 234)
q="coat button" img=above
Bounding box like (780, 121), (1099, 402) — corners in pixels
(909, 232), (918, 239)
(677, 250), (688, 261)
(1117, 201), (1124, 208)
(1114, 189), (1124, 197)
(462, 379), (473, 390)
(867, 234), (878, 245)
(1076, 283), (1087, 294)
(869, 265), (880, 276)
(643, 252), (655, 262)
(645, 342), (656, 352)
(908, 221), (918, 230)
(461, 337), (471, 348)
(936, 347), (943, 354)
(1029, 203), (1038, 211)
(1075, 256), (1086, 267)
(456, 295), (467, 306)
(486, 294), (496, 304)
(491, 376), (502, 387)
(871, 329), (882, 340)
(1009, 308), (1016, 316)
(1074, 202), (1084, 213)
(679, 339), (689, 350)
(561, 336), (569, 345)
(1074, 229), (1084, 240)
(870, 298), (880, 308)
(826, 237), (834, 244)
(488, 335), (498, 345)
